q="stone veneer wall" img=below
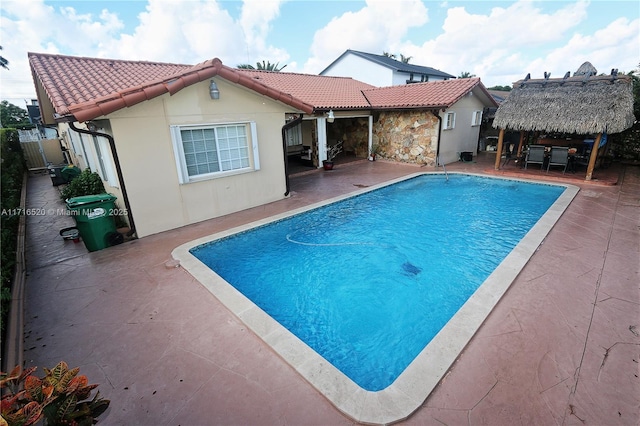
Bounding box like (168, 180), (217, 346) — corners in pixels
(324, 118), (370, 158)
(372, 110), (439, 166)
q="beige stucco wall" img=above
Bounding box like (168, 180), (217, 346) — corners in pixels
(57, 122), (125, 212)
(105, 78), (294, 237)
(438, 91), (487, 164)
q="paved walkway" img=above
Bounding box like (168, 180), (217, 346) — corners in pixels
(21, 157), (639, 425)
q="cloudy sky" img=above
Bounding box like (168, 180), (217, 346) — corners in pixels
(1, 0), (638, 107)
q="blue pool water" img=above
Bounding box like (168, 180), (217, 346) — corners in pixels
(191, 174), (565, 391)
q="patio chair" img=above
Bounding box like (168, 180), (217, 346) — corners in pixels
(547, 146), (569, 174)
(524, 145), (545, 169)
(501, 143), (515, 167)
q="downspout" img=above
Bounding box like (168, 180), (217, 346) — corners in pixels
(434, 110), (443, 166)
(69, 122), (136, 237)
(281, 114), (304, 196)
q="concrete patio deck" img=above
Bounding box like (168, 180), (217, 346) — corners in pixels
(19, 154), (639, 425)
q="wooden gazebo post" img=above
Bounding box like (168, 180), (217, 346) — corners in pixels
(585, 133), (602, 181)
(494, 128), (505, 170)
(516, 131), (525, 157)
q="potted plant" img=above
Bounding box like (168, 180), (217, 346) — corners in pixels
(368, 143), (379, 161)
(322, 141), (343, 170)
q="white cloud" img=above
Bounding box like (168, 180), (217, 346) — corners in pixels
(98, 0), (289, 67)
(303, 0), (429, 73)
(1, 0), (134, 103)
(0, 0), (61, 103)
(0, 0), (286, 105)
(57, 6), (124, 51)
(411, 0), (638, 87)
(102, 0), (243, 64)
(0, 0), (637, 105)
(237, 0), (290, 67)
(407, 0), (592, 85)
(537, 17), (640, 77)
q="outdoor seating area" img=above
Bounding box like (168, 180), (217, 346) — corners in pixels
(547, 146), (569, 173)
(524, 145), (546, 169)
(523, 145), (572, 174)
(501, 139), (610, 176)
(482, 150), (619, 185)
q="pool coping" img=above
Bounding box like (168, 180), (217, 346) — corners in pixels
(172, 172), (579, 425)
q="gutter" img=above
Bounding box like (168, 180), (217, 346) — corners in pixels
(68, 122), (136, 237)
(281, 114), (304, 196)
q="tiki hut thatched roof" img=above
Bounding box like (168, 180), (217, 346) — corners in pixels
(493, 62), (635, 135)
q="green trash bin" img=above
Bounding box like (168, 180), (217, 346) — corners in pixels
(66, 193), (119, 252)
(61, 165), (81, 183)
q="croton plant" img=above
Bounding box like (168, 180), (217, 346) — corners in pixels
(1, 361), (110, 426)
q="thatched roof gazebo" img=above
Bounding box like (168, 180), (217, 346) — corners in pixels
(492, 62), (635, 180)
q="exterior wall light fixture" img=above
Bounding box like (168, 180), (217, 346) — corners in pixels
(209, 79), (220, 99)
(327, 110), (335, 123)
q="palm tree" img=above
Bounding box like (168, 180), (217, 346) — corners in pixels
(383, 52), (412, 63)
(237, 61), (287, 72)
(458, 71), (476, 78)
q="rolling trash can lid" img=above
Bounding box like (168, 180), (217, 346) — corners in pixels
(66, 193), (117, 208)
(61, 165), (81, 182)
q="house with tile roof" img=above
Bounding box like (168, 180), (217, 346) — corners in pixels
(29, 52), (496, 239)
(363, 77), (496, 165)
(320, 49), (455, 87)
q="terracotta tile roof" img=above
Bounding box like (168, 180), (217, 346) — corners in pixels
(29, 53), (495, 123)
(235, 69), (374, 110)
(29, 53), (191, 121)
(363, 77), (495, 109)
(29, 53), (317, 122)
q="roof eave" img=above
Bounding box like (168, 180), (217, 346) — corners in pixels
(371, 104), (449, 111)
(52, 58), (314, 123)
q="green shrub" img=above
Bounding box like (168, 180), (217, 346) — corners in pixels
(0, 128), (25, 339)
(611, 122), (640, 162)
(60, 169), (106, 201)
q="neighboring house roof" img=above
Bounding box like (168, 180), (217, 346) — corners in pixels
(486, 89), (511, 104)
(363, 77), (498, 110)
(320, 49), (455, 79)
(493, 63), (634, 134)
(29, 52), (318, 122)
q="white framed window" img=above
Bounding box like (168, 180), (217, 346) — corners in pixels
(285, 124), (302, 147)
(78, 133), (98, 172)
(443, 112), (456, 130)
(472, 110), (483, 126)
(93, 135), (119, 188)
(66, 130), (79, 154)
(171, 122), (260, 184)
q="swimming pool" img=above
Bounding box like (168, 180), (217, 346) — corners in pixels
(173, 172), (578, 424)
